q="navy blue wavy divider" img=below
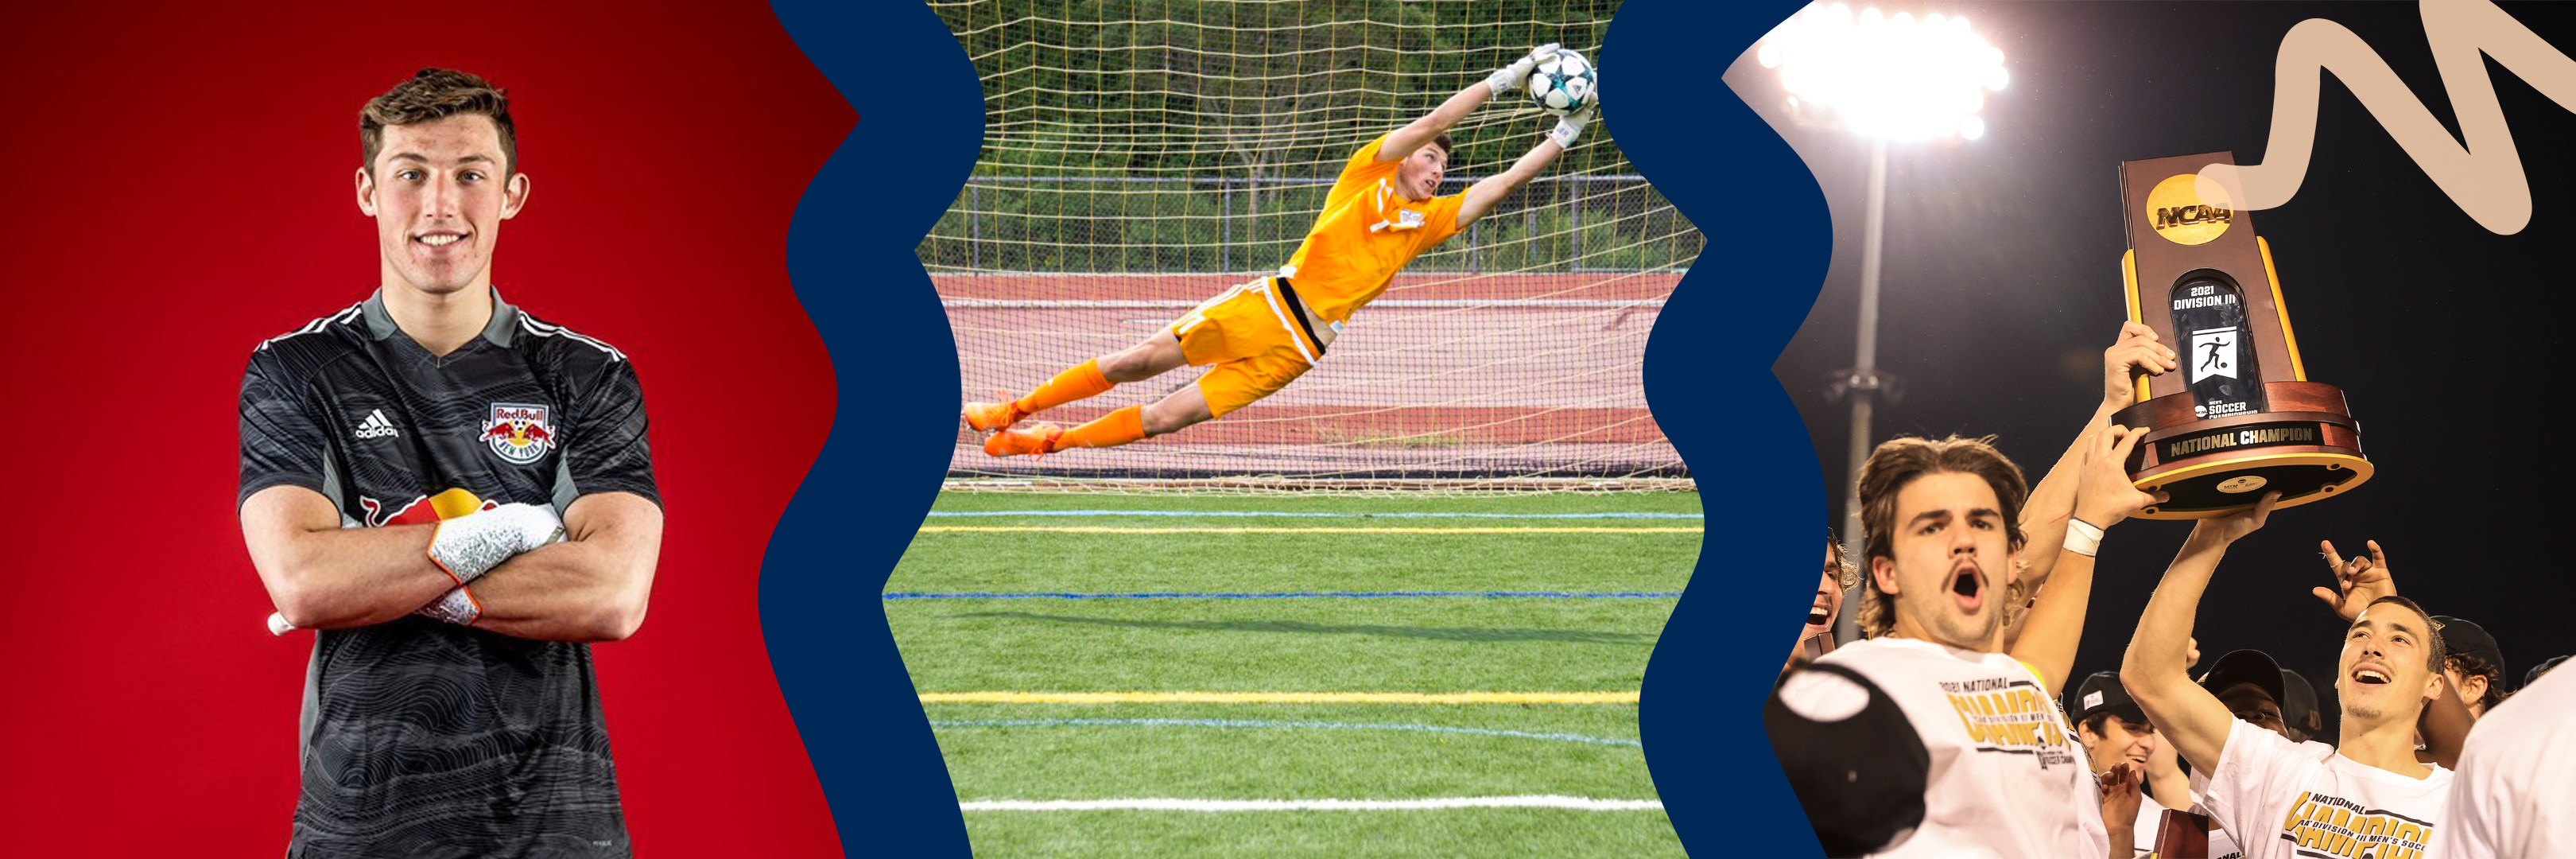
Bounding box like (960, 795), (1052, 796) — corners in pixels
(767, 1), (983, 853)
(1617, 1), (1829, 855)
(763, 0), (1822, 854)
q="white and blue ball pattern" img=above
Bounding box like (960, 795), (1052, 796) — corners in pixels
(1528, 48), (1596, 116)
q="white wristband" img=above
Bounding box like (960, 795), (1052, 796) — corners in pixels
(2065, 518), (2106, 558)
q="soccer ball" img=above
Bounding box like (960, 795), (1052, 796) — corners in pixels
(1528, 48), (1597, 116)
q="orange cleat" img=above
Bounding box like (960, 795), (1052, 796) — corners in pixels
(961, 398), (1027, 432)
(983, 422), (1063, 457)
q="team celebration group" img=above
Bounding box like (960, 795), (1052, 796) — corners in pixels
(1769, 323), (2570, 859)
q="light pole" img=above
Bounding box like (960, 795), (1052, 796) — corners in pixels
(1757, 4), (2008, 643)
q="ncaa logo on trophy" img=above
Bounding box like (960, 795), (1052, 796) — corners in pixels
(2111, 152), (2372, 518)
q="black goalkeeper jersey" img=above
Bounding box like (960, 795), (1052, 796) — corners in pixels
(238, 290), (657, 858)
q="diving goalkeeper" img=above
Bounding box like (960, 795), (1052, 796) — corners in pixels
(964, 45), (1599, 456)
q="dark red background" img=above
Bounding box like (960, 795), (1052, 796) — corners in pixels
(0, 2), (855, 854)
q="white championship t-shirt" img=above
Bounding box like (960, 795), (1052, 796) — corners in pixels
(2432, 666), (2576, 858)
(1797, 637), (2108, 858)
(2135, 789), (2243, 858)
(2191, 718), (2452, 859)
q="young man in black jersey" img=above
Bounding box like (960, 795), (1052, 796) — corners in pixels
(237, 68), (662, 857)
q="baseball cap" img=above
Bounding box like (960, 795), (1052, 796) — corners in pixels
(2431, 616), (2506, 690)
(2065, 670), (2146, 727)
(1767, 664), (1929, 857)
(2528, 655), (2569, 689)
(2198, 650), (2287, 705)
(2279, 670), (2322, 737)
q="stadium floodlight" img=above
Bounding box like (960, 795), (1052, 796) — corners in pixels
(1757, 5), (2007, 141)
(1756, 4), (2011, 643)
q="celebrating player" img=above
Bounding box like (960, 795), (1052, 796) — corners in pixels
(2120, 503), (2458, 859)
(1768, 324), (2175, 857)
(2315, 543), (2474, 768)
(2066, 667), (2252, 859)
(2428, 615), (2508, 719)
(1786, 534), (1856, 675)
(1985, 322), (2179, 654)
(237, 69), (662, 856)
(2067, 671), (2167, 855)
(1771, 418), (2159, 857)
(961, 45), (1600, 456)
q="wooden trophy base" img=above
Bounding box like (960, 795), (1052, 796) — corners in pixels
(2155, 807), (2212, 859)
(2112, 381), (2372, 519)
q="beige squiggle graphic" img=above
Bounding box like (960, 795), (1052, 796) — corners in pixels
(2194, 0), (2576, 235)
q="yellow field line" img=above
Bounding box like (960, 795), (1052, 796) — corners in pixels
(916, 526), (1701, 534)
(919, 691), (1642, 705)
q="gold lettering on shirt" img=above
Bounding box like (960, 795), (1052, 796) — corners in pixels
(2274, 791), (2434, 859)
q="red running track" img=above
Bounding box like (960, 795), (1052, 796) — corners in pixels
(934, 270), (1680, 302)
(942, 271), (1681, 478)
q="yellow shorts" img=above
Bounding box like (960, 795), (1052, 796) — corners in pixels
(1169, 277), (1325, 418)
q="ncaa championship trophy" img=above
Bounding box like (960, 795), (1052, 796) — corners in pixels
(2112, 152), (2371, 519)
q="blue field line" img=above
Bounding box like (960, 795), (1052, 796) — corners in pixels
(929, 717), (1644, 748)
(883, 591), (1685, 600)
(925, 510), (1703, 519)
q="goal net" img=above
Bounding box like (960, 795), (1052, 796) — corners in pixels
(924, 0), (1698, 490)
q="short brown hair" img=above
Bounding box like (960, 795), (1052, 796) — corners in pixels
(2361, 595), (2446, 672)
(1853, 436), (2029, 639)
(360, 68), (517, 176)
(2446, 651), (2508, 712)
(1429, 133), (1454, 158)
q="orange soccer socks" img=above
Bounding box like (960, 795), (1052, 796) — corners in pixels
(983, 406), (1146, 457)
(1052, 405), (1147, 451)
(975, 363), (1145, 457)
(1018, 359), (1115, 416)
(967, 359), (1115, 432)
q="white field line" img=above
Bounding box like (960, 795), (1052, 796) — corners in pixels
(960, 795), (1665, 812)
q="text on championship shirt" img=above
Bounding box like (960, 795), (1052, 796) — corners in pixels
(2274, 790), (2435, 859)
(1942, 674), (2082, 771)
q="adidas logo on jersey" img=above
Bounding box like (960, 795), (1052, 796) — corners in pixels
(353, 409), (400, 440)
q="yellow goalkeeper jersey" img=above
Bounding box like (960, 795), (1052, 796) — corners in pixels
(1279, 134), (1467, 325)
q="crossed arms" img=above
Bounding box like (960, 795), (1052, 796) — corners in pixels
(242, 486), (661, 642)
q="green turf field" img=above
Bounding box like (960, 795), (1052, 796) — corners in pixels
(885, 491), (1700, 858)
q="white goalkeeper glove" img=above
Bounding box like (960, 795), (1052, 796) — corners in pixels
(426, 502), (564, 586)
(416, 503), (567, 626)
(1548, 97), (1599, 149)
(417, 587), (484, 626)
(1485, 42), (1562, 96)
(266, 503), (564, 635)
